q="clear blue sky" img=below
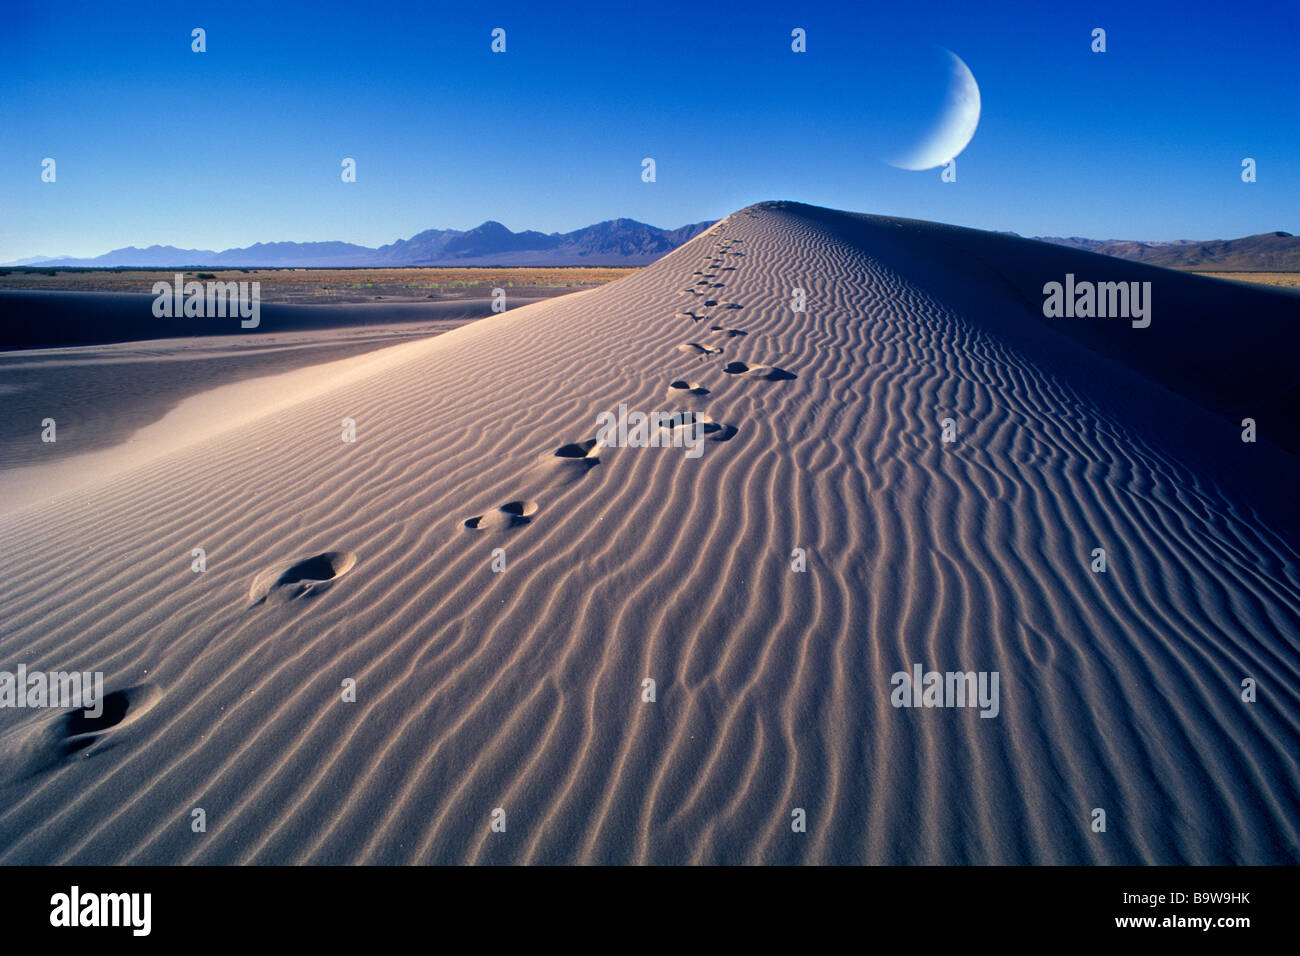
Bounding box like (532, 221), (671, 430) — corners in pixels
(2, 0), (1297, 260)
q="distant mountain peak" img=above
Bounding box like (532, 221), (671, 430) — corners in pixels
(12, 218), (718, 268)
(1033, 232), (1300, 271)
(15, 220), (1295, 272)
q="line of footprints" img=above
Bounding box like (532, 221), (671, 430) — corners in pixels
(463, 222), (796, 531)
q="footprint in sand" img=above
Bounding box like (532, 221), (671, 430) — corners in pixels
(703, 299), (720, 307)
(463, 500), (539, 531)
(554, 438), (600, 460)
(57, 686), (159, 756)
(722, 361), (797, 381)
(675, 310), (702, 322)
(708, 326), (747, 337)
(0, 683), (162, 781)
(249, 551), (358, 605)
(537, 439), (602, 486)
(659, 411), (739, 443)
(678, 342), (723, 356)
(667, 379), (710, 397)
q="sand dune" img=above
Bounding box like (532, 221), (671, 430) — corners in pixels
(1, 201), (1298, 864)
(0, 319), (480, 471)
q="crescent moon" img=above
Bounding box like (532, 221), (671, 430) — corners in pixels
(889, 50), (981, 171)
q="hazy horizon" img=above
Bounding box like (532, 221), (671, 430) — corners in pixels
(6, 206), (1297, 267)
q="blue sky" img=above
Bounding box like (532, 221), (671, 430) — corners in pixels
(2, 0), (1297, 260)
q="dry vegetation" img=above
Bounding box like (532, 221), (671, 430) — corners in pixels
(5, 265), (1294, 303)
(1191, 272), (1300, 289)
(0, 266), (638, 303)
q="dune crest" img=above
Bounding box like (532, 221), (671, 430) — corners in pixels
(2, 201), (1297, 865)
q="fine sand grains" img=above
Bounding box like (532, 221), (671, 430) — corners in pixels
(1, 202), (1298, 864)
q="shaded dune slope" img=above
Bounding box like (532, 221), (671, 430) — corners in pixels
(1, 201), (1297, 864)
(0, 290), (516, 350)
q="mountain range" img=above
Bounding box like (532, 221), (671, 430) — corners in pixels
(1027, 231), (1300, 271)
(5, 218), (717, 268)
(7, 222), (1299, 271)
